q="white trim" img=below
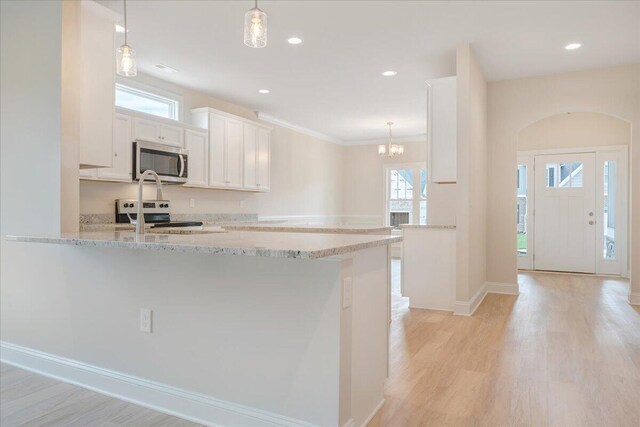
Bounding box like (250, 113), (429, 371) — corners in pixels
(453, 284), (487, 316)
(344, 135), (427, 147)
(342, 419), (356, 427)
(359, 399), (385, 427)
(256, 112), (343, 145)
(628, 293), (640, 306)
(517, 145), (629, 156)
(485, 282), (519, 295)
(0, 342), (315, 427)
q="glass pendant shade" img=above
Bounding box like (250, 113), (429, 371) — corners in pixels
(378, 144), (387, 155)
(116, 44), (137, 76)
(244, 7), (267, 48)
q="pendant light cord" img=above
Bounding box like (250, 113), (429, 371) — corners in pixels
(123, 0), (128, 45)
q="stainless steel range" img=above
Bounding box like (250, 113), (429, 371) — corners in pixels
(115, 199), (203, 228)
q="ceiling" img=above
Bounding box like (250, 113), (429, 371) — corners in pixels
(101, 1), (640, 143)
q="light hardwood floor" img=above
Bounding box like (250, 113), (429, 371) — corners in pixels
(2, 268), (638, 426)
(369, 269), (640, 427)
(0, 363), (201, 426)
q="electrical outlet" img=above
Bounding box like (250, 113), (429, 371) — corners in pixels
(140, 308), (152, 333)
(342, 277), (353, 308)
(189, 198), (196, 208)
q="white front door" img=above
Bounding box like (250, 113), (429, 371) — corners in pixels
(534, 153), (596, 273)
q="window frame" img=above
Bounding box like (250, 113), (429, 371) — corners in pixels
(383, 162), (427, 228)
(115, 78), (183, 121)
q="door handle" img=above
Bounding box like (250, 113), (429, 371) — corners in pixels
(178, 154), (185, 177)
(589, 212), (594, 217)
(589, 220), (594, 225)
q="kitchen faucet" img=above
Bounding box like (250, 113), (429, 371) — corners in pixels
(135, 169), (164, 235)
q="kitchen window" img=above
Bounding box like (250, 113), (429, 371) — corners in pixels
(115, 83), (181, 120)
(385, 164), (427, 227)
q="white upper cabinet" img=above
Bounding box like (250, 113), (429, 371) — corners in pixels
(256, 127), (271, 191)
(133, 118), (184, 147)
(185, 129), (208, 187)
(192, 108), (270, 192)
(76, 0), (115, 169)
(225, 118), (244, 189)
(207, 115), (226, 187)
(96, 113), (133, 181)
(427, 76), (457, 183)
(243, 124), (258, 190)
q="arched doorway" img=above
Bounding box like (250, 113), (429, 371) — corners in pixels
(515, 112), (630, 276)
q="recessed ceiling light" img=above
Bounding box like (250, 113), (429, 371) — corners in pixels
(258, 89), (270, 94)
(382, 71), (397, 77)
(287, 37), (303, 45)
(154, 64), (178, 74)
(115, 24), (126, 33)
(565, 43), (582, 50)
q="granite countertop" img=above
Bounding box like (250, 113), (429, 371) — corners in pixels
(6, 229), (402, 259)
(223, 223), (394, 234)
(399, 224), (456, 229)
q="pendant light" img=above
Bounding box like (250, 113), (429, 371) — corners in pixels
(116, 0), (137, 76)
(244, 0), (267, 48)
(378, 122), (404, 157)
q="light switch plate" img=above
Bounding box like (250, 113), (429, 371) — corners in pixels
(342, 277), (353, 308)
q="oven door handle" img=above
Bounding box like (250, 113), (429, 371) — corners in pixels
(178, 154), (185, 177)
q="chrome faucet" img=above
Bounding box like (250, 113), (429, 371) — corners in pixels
(135, 170), (164, 235)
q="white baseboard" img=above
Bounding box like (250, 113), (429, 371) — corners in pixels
(629, 292), (640, 306)
(453, 284), (487, 316)
(0, 342), (314, 427)
(359, 399), (385, 427)
(453, 282), (520, 316)
(485, 282), (519, 295)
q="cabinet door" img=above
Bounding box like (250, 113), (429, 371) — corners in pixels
(133, 118), (161, 142)
(256, 128), (270, 191)
(97, 114), (133, 182)
(243, 123), (258, 190)
(208, 115), (226, 188)
(225, 119), (243, 189)
(160, 123), (184, 147)
(78, 0), (114, 168)
(185, 129), (208, 187)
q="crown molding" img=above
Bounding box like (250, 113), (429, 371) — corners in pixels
(256, 112), (344, 145)
(343, 134), (427, 146)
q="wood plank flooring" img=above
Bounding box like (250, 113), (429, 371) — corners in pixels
(0, 363), (201, 426)
(2, 267), (638, 426)
(369, 270), (640, 427)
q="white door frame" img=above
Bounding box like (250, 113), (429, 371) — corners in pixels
(517, 145), (629, 277)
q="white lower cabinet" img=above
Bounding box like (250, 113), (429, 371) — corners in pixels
(185, 129), (208, 187)
(96, 113), (133, 181)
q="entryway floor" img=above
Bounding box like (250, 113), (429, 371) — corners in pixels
(369, 271), (640, 426)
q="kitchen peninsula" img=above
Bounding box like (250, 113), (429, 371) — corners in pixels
(4, 230), (401, 426)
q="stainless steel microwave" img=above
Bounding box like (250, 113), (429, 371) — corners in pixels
(133, 140), (188, 184)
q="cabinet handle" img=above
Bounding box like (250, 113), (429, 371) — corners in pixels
(225, 180), (231, 184)
(256, 183), (261, 187)
(114, 152), (118, 157)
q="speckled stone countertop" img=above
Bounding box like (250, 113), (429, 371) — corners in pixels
(223, 223), (394, 234)
(399, 224), (456, 229)
(6, 229), (402, 259)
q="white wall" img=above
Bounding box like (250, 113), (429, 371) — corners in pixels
(455, 44), (488, 301)
(80, 73), (345, 219)
(487, 64), (640, 298)
(341, 140), (457, 226)
(1, 0), (63, 238)
(518, 112), (631, 151)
